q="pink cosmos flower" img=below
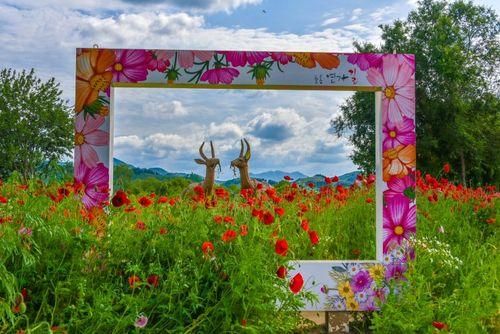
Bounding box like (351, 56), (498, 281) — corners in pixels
(75, 113), (109, 168)
(200, 67), (240, 84)
(74, 162), (109, 209)
(147, 50), (170, 72)
(220, 51), (270, 67)
(271, 52), (292, 65)
(383, 196), (416, 252)
(110, 49), (149, 83)
(383, 118), (416, 150)
(347, 54), (383, 70)
(351, 270), (373, 293)
(178, 50), (213, 68)
(383, 174), (415, 202)
(134, 314), (148, 328)
(367, 55), (415, 124)
(18, 226), (32, 237)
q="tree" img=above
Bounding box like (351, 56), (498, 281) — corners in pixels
(0, 69), (73, 182)
(332, 0), (500, 185)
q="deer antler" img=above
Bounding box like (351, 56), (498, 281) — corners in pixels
(243, 138), (251, 160)
(239, 139), (244, 157)
(199, 142), (208, 160)
(210, 140), (215, 158)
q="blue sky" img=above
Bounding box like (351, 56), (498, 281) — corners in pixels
(1, 0), (498, 179)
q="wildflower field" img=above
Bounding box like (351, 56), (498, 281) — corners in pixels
(0, 171), (498, 333)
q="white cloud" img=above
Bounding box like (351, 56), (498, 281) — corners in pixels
(247, 107), (306, 142)
(208, 122), (244, 140)
(321, 16), (342, 26)
(350, 8), (362, 21)
(143, 100), (189, 119)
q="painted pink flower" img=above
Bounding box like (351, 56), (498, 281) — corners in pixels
(351, 270), (373, 293)
(74, 162), (109, 209)
(385, 262), (407, 281)
(178, 50), (213, 68)
(347, 53), (383, 71)
(367, 55), (415, 124)
(271, 52), (292, 65)
(221, 51), (270, 67)
(383, 174), (415, 202)
(200, 67), (240, 84)
(147, 50), (170, 72)
(383, 196), (416, 252)
(383, 118), (416, 150)
(110, 49), (149, 83)
(75, 113), (108, 168)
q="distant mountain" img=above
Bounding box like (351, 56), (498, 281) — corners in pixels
(249, 170), (308, 182)
(112, 158), (358, 188)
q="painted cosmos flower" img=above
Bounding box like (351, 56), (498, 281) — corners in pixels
(110, 49), (149, 83)
(347, 53), (383, 71)
(75, 49), (114, 113)
(351, 270), (373, 293)
(270, 52), (292, 65)
(384, 174), (415, 202)
(200, 67), (240, 84)
(385, 262), (407, 281)
(178, 50), (213, 68)
(383, 196), (416, 252)
(74, 162), (109, 209)
(291, 53), (340, 69)
(75, 113), (108, 168)
(221, 51), (270, 67)
(383, 144), (416, 181)
(367, 55), (415, 124)
(383, 118), (416, 150)
(146, 50), (170, 72)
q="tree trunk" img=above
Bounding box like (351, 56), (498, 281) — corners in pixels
(460, 150), (466, 186)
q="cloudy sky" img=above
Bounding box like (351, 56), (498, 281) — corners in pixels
(1, 0), (498, 179)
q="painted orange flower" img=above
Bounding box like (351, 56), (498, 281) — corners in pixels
(290, 53), (340, 69)
(75, 49), (115, 113)
(383, 145), (416, 181)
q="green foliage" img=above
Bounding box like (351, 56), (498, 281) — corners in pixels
(332, 0), (500, 184)
(0, 68), (73, 182)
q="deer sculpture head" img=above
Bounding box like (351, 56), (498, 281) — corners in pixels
(231, 138), (256, 190)
(195, 141), (221, 196)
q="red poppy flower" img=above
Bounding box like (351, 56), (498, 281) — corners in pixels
(274, 207), (285, 217)
(256, 183), (263, 190)
(432, 321), (448, 330)
(324, 177), (332, 184)
(356, 174), (364, 181)
(251, 208), (263, 218)
(300, 219), (310, 232)
(240, 224), (248, 236)
(262, 211), (275, 225)
(443, 163), (451, 174)
(308, 230), (319, 245)
(223, 216), (235, 225)
(138, 196), (153, 207)
(111, 190), (130, 207)
(289, 273), (304, 294)
(157, 196), (168, 204)
(308, 182), (314, 188)
(0, 196), (8, 204)
(291, 182), (298, 189)
(275, 239), (288, 256)
(332, 176), (339, 182)
(284, 175), (292, 181)
(213, 215), (223, 224)
(135, 221), (146, 230)
(202, 241), (214, 254)
(159, 227), (167, 235)
(147, 274), (159, 288)
(128, 275), (141, 289)
(169, 198), (176, 206)
(366, 198), (373, 203)
(222, 229), (237, 242)
(276, 265), (287, 279)
(486, 217), (495, 225)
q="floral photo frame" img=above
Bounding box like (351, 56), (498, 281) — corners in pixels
(74, 48), (416, 311)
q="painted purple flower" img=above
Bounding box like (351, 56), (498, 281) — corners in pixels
(385, 262), (407, 281)
(74, 162), (109, 209)
(347, 53), (383, 70)
(134, 314), (148, 328)
(383, 118), (415, 150)
(367, 55), (415, 124)
(200, 67), (240, 84)
(271, 52), (292, 65)
(351, 270), (373, 293)
(178, 50), (213, 68)
(383, 174), (415, 202)
(221, 51), (269, 67)
(75, 113), (108, 168)
(147, 50), (171, 72)
(383, 196), (416, 252)
(110, 50), (149, 83)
